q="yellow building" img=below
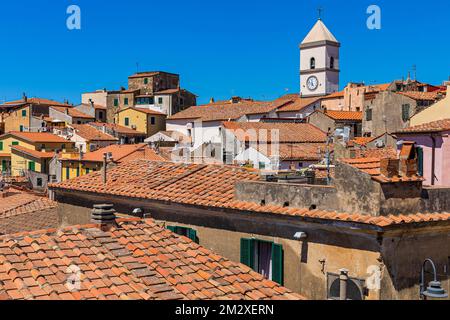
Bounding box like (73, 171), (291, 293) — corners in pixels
(60, 143), (165, 181)
(0, 132), (74, 176)
(115, 107), (166, 137)
(410, 84), (450, 126)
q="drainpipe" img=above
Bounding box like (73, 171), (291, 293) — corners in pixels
(431, 134), (436, 186)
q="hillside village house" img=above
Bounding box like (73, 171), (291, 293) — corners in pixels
(0, 132), (74, 188)
(55, 124), (118, 153)
(88, 122), (147, 144)
(59, 143), (165, 181)
(49, 106), (95, 125)
(0, 96), (71, 133)
(49, 143), (450, 300)
(115, 107), (166, 137)
(308, 110), (363, 139)
(409, 82), (450, 126)
(74, 101), (107, 122)
(81, 71), (197, 123)
(221, 122), (327, 170)
(395, 119), (450, 187)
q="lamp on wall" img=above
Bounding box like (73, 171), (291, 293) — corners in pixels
(419, 258), (448, 300)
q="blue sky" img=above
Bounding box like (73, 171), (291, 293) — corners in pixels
(0, 0), (449, 105)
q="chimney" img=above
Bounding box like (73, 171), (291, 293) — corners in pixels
(22, 93), (28, 102)
(209, 97), (215, 104)
(380, 158), (400, 178)
(102, 153), (108, 184)
(89, 99), (94, 109)
(91, 204), (117, 231)
(102, 124), (106, 133)
(65, 108), (69, 115)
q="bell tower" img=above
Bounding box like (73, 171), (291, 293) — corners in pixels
(300, 18), (340, 97)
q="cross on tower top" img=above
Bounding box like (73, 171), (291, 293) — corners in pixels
(317, 6), (323, 20)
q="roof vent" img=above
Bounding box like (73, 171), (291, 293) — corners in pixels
(91, 204), (117, 230)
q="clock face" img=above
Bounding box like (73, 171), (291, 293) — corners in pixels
(307, 76), (319, 91)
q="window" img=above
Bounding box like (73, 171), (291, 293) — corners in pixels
(0, 142), (3, 151)
(76, 167), (80, 177)
(41, 144), (45, 150)
(124, 117), (130, 126)
(402, 104), (410, 122)
(77, 121), (81, 124)
(22, 109), (27, 117)
(12, 141), (19, 146)
(144, 78), (148, 84)
(330, 57), (335, 69)
(19, 125), (24, 132)
(298, 162), (304, 168)
(310, 57), (316, 69)
(259, 162), (266, 169)
(240, 239), (283, 285)
(99, 111), (104, 119)
(114, 99), (119, 107)
(167, 226), (198, 243)
(28, 161), (36, 172)
(136, 97), (154, 105)
(36, 178), (43, 187)
(124, 98), (129, 105)
(158, 97), (163, 104)
(150, 117), (156, 125)
(365, 108), (373, 121)
(327, 272), (365, 300)
(86, 168), (90, 174)
(1, 160), (7, 173)
(66, 167), (70, 180)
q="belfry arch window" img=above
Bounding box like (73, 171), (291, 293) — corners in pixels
(310, 57), (316, 69)
(330, 57), (335, 69)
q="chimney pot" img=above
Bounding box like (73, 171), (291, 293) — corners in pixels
(91, 204), (117, 229)
(380, 158), (400, 178)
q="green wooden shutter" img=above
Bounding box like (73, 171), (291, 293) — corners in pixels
(66, 167), (70, 180)
(28, 161), (35, 171)
(1, 160), (6, 172)
(76, 167), (80, 177)
(167, 226), (177, 233)
(188, 228), (198, 243)
(271, 243), (284, 285)
(0, 142), (3, 151)
(86, 168), (90, 174)
(240, 238), (255, 269)
(417, 147), (424, 176)
(12, 141), (19, 146)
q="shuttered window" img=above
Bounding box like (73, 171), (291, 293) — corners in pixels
(114, 99), (119, 107)
(167, 226), (198, 243)
(22, 109), (27, 117)
(366, 108), (373, 121)
(417, 147), (424, 176)
(66, 167), (70, 180)
(402, 104), (410, 122)
(124, 118), (130, 126)
(240, 238), (284, 285)
(28, 161), (35, 171)
(0, 142), (3, 151)
(12, 141), (19, 146)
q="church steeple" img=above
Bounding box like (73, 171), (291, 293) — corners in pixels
(299, 18), (340, 97)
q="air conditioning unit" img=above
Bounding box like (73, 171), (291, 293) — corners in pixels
(131, 125), (137, 130)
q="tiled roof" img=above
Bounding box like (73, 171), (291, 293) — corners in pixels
(323, 110), (363, 121)
(1, 98), (70, 107)
(1, 132), (69, 144)
(88, 123), (146, 136)
(276, 97), (321, 113)
(351, 137), (376, 146)
(256, 143), (327, 161)
(0, 218), (301, 300)
(322, 90), (345, 99)
(51, 106), (95, 119)
(396, 119), (450, 134)
(168, 101), (278, 122)
(155, 89), (180, 95)
(128, 71), (178, 78)
(340, 158), (423, 183)
(353, 147), (398, 160)
(70, 124), (118, 142)
(0, 188), (58, 235)
(69, 144), (165, 163)
(49, 160), (450, 228)
(397, 91), (442, 101)
(11, 146), (55, 159)
(222, 122), (327, 143)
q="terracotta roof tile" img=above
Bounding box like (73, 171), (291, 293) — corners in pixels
(276, 97), (321, 113)
(49, 160), (450, 228)
(50, 106), (95, 119)
(0, 218), (302, 300)
(397, 91), (443, 101)
(11, 146), (55, 159)
(396, 118), (450, 134)
(323, 110), (363, 121)
(70, 124), (118, 142)
(1, 132), (69, 144)
(88, 123), (146, 136)
(223, 122), (327, 143)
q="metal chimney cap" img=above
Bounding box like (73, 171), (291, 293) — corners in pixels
(91, 204), (116, 225)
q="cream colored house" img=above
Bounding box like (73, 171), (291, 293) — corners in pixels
(410, 83), (450, 126)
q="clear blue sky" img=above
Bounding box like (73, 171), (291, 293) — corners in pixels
(0, 0), (449, 105)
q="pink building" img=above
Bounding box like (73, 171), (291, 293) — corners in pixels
(396, 119), (450, 186)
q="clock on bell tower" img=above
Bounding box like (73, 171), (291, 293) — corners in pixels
(299, 18), (340, 97)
